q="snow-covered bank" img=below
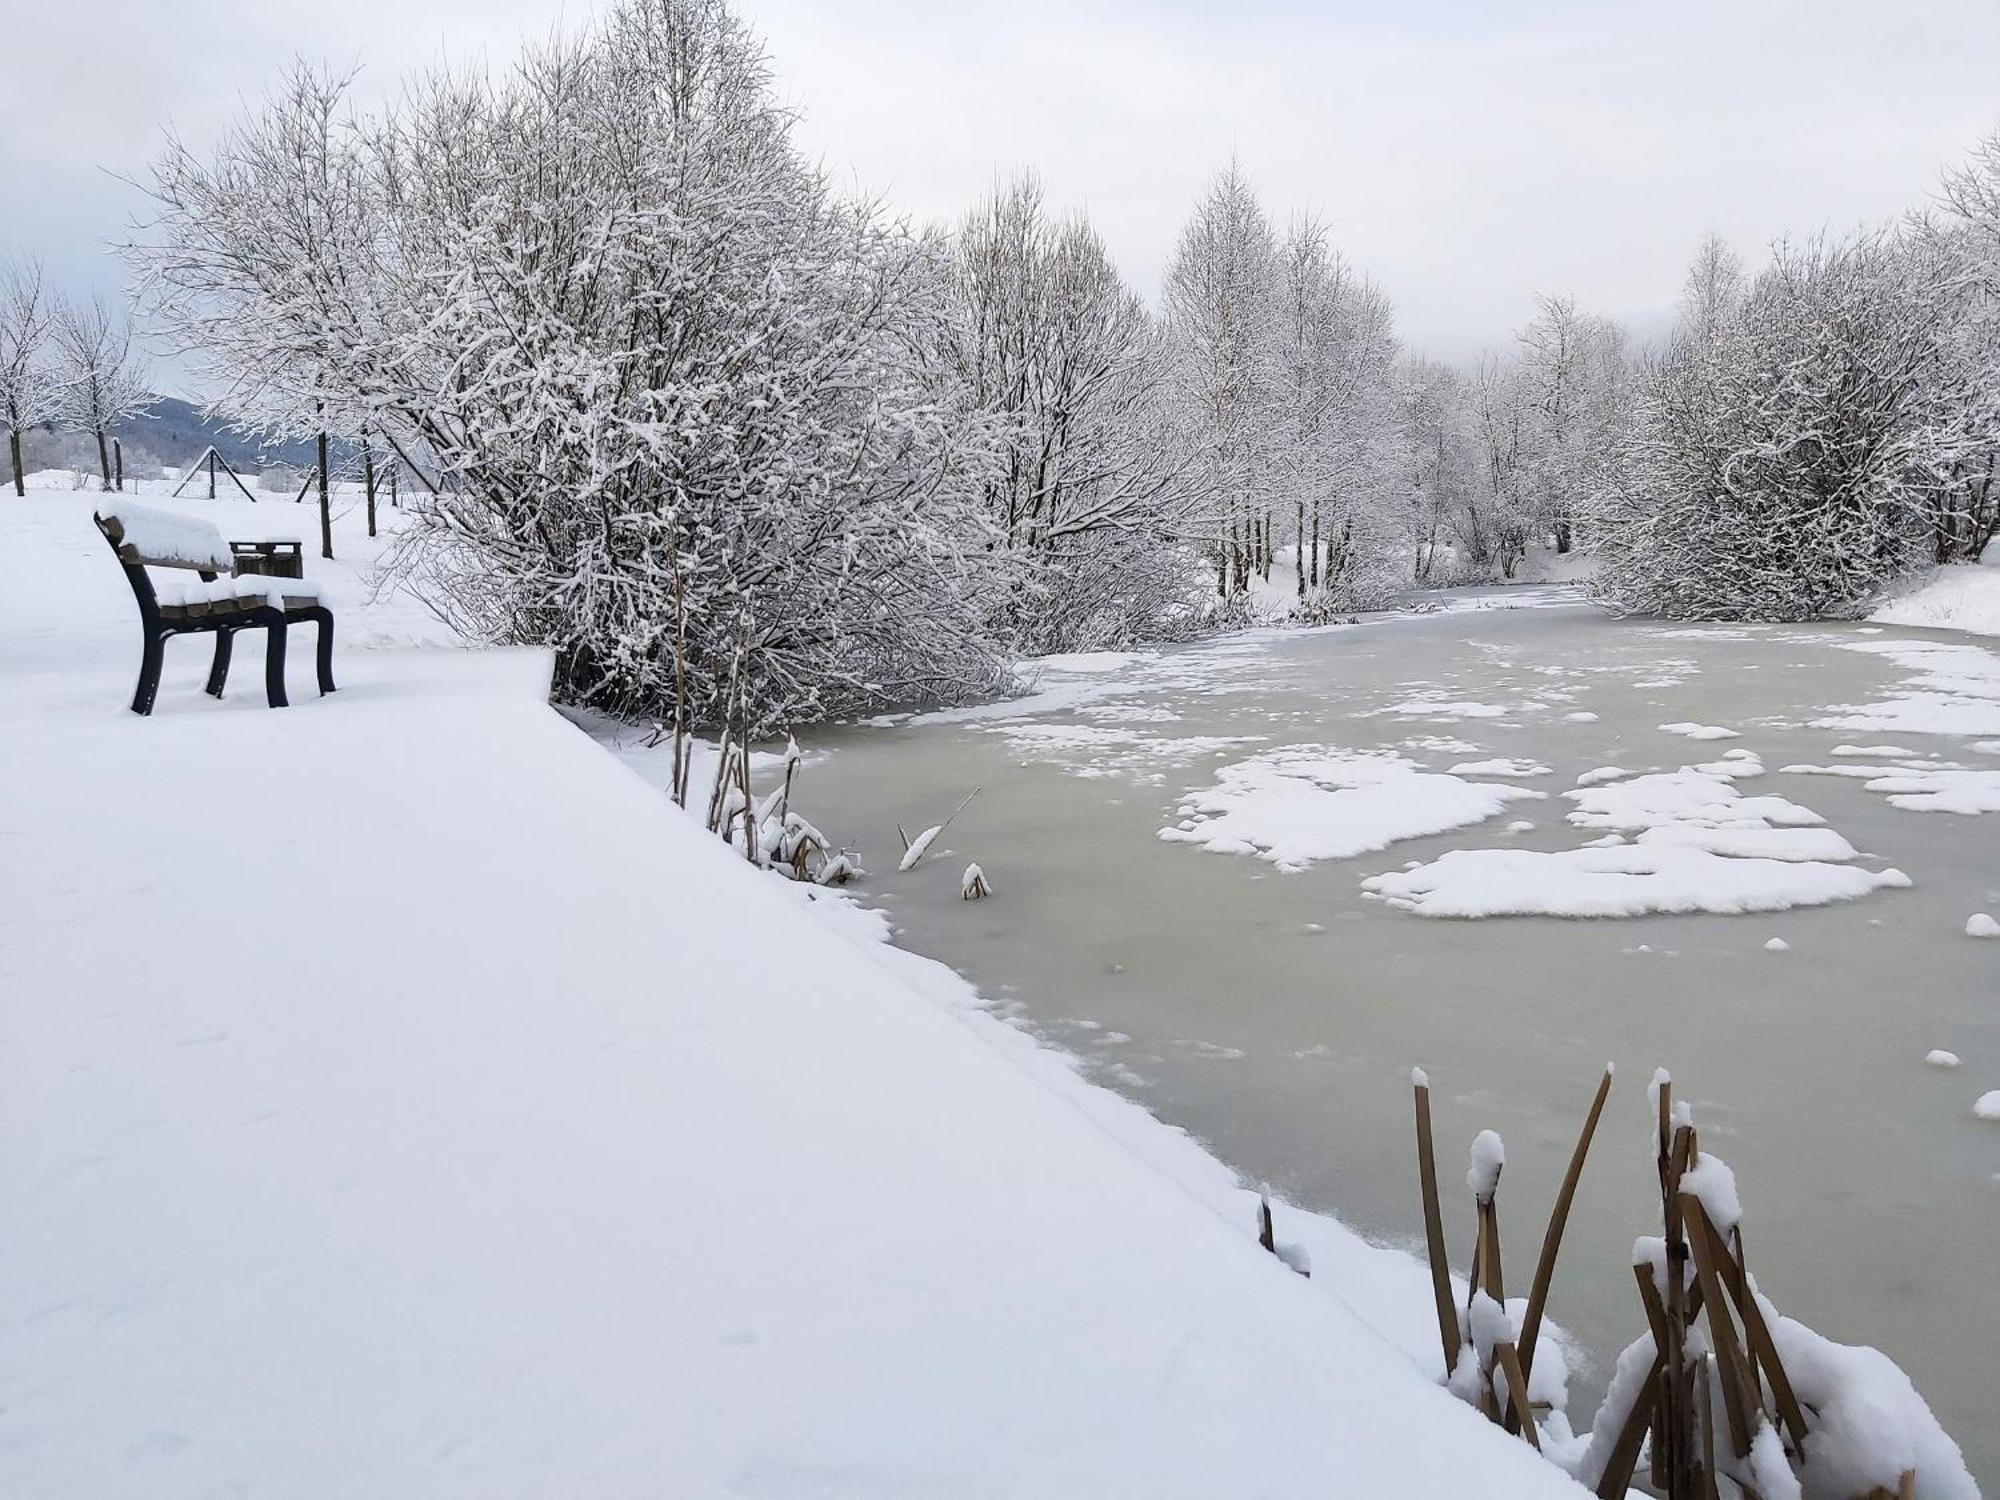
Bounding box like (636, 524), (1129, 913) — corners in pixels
(1869, 552), (2000, 637)
(0, 492), (1588, 1493)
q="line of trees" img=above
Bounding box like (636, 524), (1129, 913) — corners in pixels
(0, 257), (153, 496)
(123, 0), (2000, 727)
(126, 0), (1503, 732)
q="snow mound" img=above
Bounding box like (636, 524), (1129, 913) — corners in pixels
(1159, 748), (1543, 872)
(1361, 845), (1910, 920)
(1924, 1050), (1961, 1069)
(1659, 720), (1740, 740)
(1763, 1299), (1980, 1500)
(1966, 913), (2000, 938)
(1976, 1091), (2000, 1121)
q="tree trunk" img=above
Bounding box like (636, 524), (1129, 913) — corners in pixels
(1309, 504), (1320, 589)
(1294, 501), (1304, 597)
(114, 438), (124, 492)
(317, 429), (334, 560)
(362, 431), (378, 538)
(95, 428), (112, 492)
(1554, 515), (1572, 554)
(8, 427), (23, 497)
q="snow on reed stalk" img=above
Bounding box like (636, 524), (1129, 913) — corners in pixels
(1413, 1067), (1974, 1499)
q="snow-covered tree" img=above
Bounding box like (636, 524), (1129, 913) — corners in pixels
(1461, 352), (1533, 577)
(1924, 138), (2000, 559)
(1163, 161), (1282, 600)
(932, 174), (1206, 651)
(52, 294), (151, 492)
(132, 0), (1009, 731)
(1, 254), (59, 496)
(1397, 356), (1483, 582)
(1272, 216), (1405, 609)
(1595, 231), (1987, 618)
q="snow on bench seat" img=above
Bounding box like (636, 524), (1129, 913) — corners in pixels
(97, 502), (235, 572)
(154, 575), (324, 615)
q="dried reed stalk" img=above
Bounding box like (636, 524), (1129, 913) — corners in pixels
(1518, 1065), (1613, 1382)
(1493, 1341), (1541, 1450)
(1411, 1075), (1461, 1376)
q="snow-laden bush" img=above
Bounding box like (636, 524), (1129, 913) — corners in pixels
(1593, 232), (1995, 620)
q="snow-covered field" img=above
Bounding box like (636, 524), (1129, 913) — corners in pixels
(0, 483), (1589, 1494)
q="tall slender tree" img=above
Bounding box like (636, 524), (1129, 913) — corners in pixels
(52, 294), (151, 492)
(0, 254), (58, 496)
(1164, 161), (1280, 599)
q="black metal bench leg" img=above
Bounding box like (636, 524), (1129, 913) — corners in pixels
(311, 609), (335, 695)
(265, 618), (290, 708)
(131, 632), (166, 716)
(205, 629), (235, 698)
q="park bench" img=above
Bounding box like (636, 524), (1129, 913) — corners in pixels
(95, 504), (336, 715)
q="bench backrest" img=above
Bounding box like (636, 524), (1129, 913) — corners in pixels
(95, 505), (235, 573)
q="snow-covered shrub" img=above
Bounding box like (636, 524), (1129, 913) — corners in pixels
(1593, 232), (1991, 620)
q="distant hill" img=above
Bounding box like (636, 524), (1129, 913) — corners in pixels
(7, 395), (364, 488)
(124, 397), (349, 474)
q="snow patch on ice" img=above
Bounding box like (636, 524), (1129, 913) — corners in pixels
(1815, 638), (2000, 738)
(1159, 748), (1544, 873)
(1447, 758), (1552, 778)
(1659, 721), (1739, 740)
(1363, 846), (1910, 920)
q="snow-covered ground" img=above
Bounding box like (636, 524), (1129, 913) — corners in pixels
(0, 482), (1589, 1494)
(1869, 551), (2000, 637)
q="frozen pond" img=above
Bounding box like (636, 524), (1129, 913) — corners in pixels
(801, 589), (2000, 1484)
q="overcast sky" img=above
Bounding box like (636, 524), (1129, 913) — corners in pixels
(7, 0), (1998, 395)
